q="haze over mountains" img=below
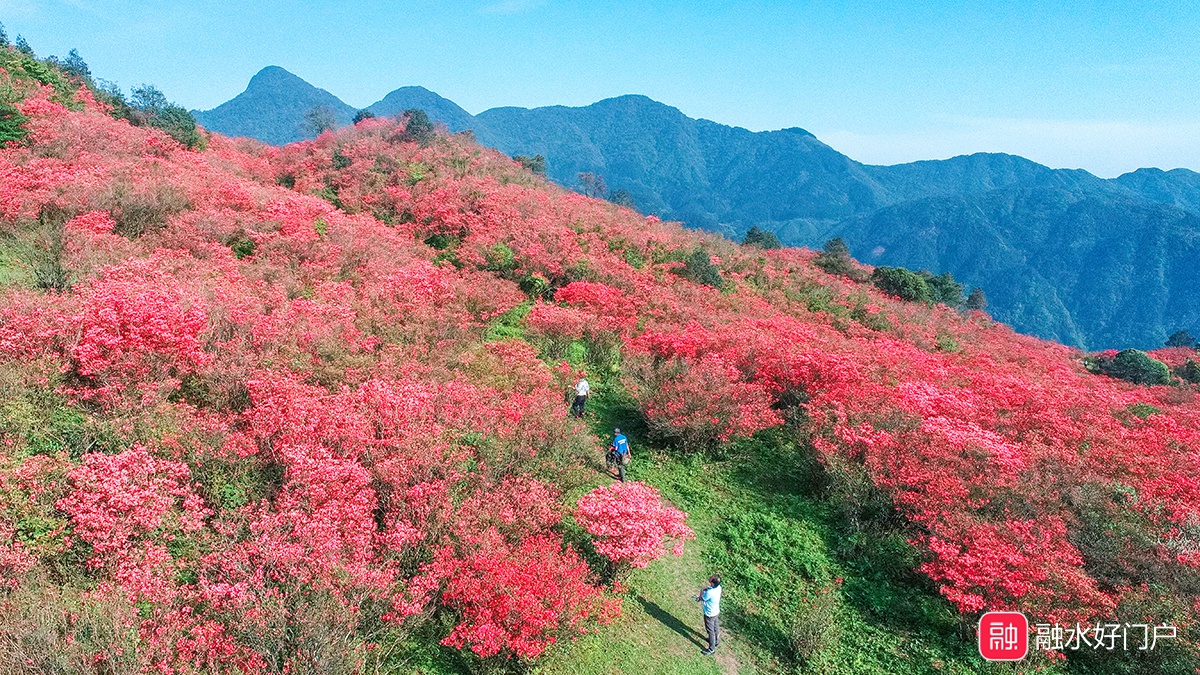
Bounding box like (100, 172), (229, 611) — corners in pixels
(194, 66), (1200, 351)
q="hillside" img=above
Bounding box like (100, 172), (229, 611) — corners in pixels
(4, 50), (1200, 674)
(195, 68), (1200, 350)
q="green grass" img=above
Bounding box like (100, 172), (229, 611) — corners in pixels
(535, 380), (1068, 674)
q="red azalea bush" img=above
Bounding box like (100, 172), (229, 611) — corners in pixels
(430, 534), (620, 659)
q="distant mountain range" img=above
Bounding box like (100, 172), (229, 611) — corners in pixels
(193, 67), (1200, 351)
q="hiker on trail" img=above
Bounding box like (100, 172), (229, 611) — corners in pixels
(607, 427), (630, 482)
(570, 373), (590, 418)
(695, 575), (722, 655)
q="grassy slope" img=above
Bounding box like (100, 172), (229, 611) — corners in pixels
(533, 379), (1066, 675)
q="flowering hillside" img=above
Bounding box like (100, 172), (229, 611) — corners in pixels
(1, 51), (1199, 673)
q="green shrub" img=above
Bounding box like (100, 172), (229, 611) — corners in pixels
(484, 243), (516, 274)
(226, 230), (257, 259)
(965, 286), (987, 311)
(920, 271), (964, 306)
(813, 237), (862, 279)
(1099, 349), (1172, 386)
(1180, 359), (1200, 384)
(513, 154), (545, 174)
(935, 333), (960, 353)
(677, 247), (723, 289)
(870, 266), (931, 303)
(790, 584), (843, 666)
(518, 272), (550, 299)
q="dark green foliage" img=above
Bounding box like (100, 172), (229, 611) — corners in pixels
(514, 154), (546, 174)
(0, 22), (8, 47)
(277, 173), (296, 189)
(423, 232), (459, 251)
(61, 49), (90, 80)
(1096, 349), (1172, 386)
(743, 225), (782, 250)
(965, 287), (987, 311)
(400, 108), (435, 146)
(676, 247), (723, 289)
(1177, 359), (1200, 384)
(1167, 329), (1196, 348)
(813, 237), (857, 278)
(870, 266), (931, 303)
(823, 237), (850, 258)
(0, 101), (28, 144)
(919, 271), (964, 306)
(152, 104), (204, 149)
(331, 149), (352, 169)
(608, 189), (637, 210)
(304, 104), (338, 136)
(226, 231), (257, 259)
(14, 35), (32, 56)
(125, 84), (204, 149)
(352, 109), (375, 124)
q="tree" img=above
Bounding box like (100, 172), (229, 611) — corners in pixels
(14, 34), (32, 56)
(0, 22), (9, 48)
(129, 85), (203, 149)
(0, 102), (29, 144)
(1166, 330), (1196, 348)
(609, 188), (637, 210)
(870, 266), (931, 303)
(823, 237), (850, 258)
(813, 237), (856, 277)
(401, 108), (435, 146)
(743, 226), (782, 250)
(514, 154), (546, 175)
(578, 172), (607, 199)
(352, 109), (375, 124)
(966, 287), (988, 311)
(921, 271), (964, 307)
(62, 48), (91, 80)
(304, 104), (338, 136)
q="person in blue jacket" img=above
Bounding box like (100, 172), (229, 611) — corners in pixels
(695, 575), (722, 655)
(608, 427), (630, 482)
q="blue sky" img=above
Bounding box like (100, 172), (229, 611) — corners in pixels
(5, 0), (1199, 176)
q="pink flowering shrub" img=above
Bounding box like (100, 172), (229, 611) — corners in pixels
(574, 482), (694, 570)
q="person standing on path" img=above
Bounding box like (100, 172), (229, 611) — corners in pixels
(695, 575), (722, 655)
(570, 373), (590, 418)
(608, 427), (630, 482)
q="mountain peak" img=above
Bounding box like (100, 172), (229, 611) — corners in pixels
(243, 66), (325, 97)
(194, 67), (354, 145)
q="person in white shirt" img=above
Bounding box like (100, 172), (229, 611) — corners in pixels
(695, 575), (722, 655)
(570, 373), (590, 418)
